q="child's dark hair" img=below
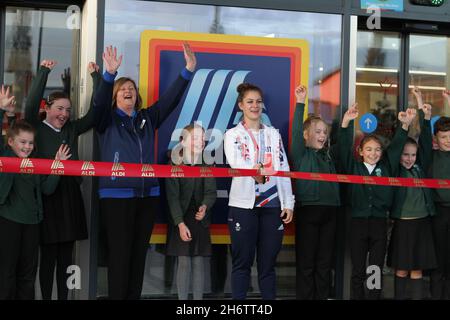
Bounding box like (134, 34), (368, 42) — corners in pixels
(237, 83), (263, 103)
(434, 116), (450, 135)
(404, 137), (418, 148)
(358, 134), (383, 151)
(6, 120), (35, 140)
(45, 91), (70, 107)
(40, 91), (71, 121)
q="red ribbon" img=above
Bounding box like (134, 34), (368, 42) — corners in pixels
(1, 157), (449, 189)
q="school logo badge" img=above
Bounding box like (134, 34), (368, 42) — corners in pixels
(51, 160), (65, 175)
(81, 161), (95, 176)
(20, 158), (34, 174)
(141, 164), (155, 177)
(111, 162), (125, 177)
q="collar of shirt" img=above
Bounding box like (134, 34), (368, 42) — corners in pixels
(43, 120), (61, 132)
(115, 108), (137, 118)
(363, 162), (376, 175)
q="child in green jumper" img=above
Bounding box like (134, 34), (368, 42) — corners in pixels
(426, 88), (450, 299)
(0, 86), (71, 299)
(340, 103), (416, 299)
(291, 85), (341, 300)
(165, 123), (217, 300)
(24, 60), (100, 300)
(387, 90), (437, 300)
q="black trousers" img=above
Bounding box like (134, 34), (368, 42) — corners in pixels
(0, 216), (39, 300)
(100, 197), (157, 300)
(295, 205), (337, 300)
(210, 244), (228, 294)
(39, 241), (74, 300)
(228, 206), (284, 300)
(350, 217), (387, 300)
(430, 204), (450, 300)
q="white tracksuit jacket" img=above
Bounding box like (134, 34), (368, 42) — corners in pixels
(224, 122), (295, 210)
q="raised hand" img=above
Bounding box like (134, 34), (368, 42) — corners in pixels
(102, 45), (123, 74)
(40, 60), (57, 70)
(295, 85), (308, 104)
(195, 205), (207, 221)
(178, 222), (192, 242)
(411, 86), (424, 109)
(398, 107), (417, 130)
(0, 85), (16, 113)
(443, 89), (450, 104)
(342, 102), (359, 128)
(61, 67), (71, 95)
(281, 208), (293, 224)
(183, 42), (196, 72)
(88, 62), (100, 74)
(55, 144), (72, 160)
(422, 103), (432, 121)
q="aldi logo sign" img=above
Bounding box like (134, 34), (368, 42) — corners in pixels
(139, 30), (309, 244)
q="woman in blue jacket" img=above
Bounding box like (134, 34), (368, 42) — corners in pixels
(93, 44), (196, 299)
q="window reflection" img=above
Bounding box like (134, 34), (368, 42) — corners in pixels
(408, 35), (449, 117)
(356, 31), (401, 144)
(3, 7), (77, 117)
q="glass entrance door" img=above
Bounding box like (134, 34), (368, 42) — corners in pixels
(353, 26), (450, 300)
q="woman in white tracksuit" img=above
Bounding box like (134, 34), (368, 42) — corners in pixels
(224, 82), (295, 300)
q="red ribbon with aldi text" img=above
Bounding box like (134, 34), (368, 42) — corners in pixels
(0, 157), (449, 189)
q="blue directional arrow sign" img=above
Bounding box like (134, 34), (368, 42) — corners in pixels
(360, 113), (378, 133)
(431, 116), (441, 135)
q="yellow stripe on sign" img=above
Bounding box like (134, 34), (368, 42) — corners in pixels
(149, 235), (295, 245)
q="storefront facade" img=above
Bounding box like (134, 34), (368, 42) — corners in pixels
(1, 0), (449, 300)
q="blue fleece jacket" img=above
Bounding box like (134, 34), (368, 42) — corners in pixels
(93, 69), (192, 198)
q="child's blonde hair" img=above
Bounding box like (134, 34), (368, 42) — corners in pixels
(303, 114), (328, 134)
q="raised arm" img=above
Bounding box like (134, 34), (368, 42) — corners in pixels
(146, 42), (196, 129)
(418, 104), (432, 172)
(25, 60), (57, 126)
(443, 89), (450, 108)
(73, 62), (101, 134)
(290, 85), (307, 165)
(0, 85), (16, 154)
(411, 86), (424, 110)
(338, 102), (359, 173)
(93, 46), (122, 133)
(385, 108), (415, 176)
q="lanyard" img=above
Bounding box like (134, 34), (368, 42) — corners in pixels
(242, 121), (264, 164)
